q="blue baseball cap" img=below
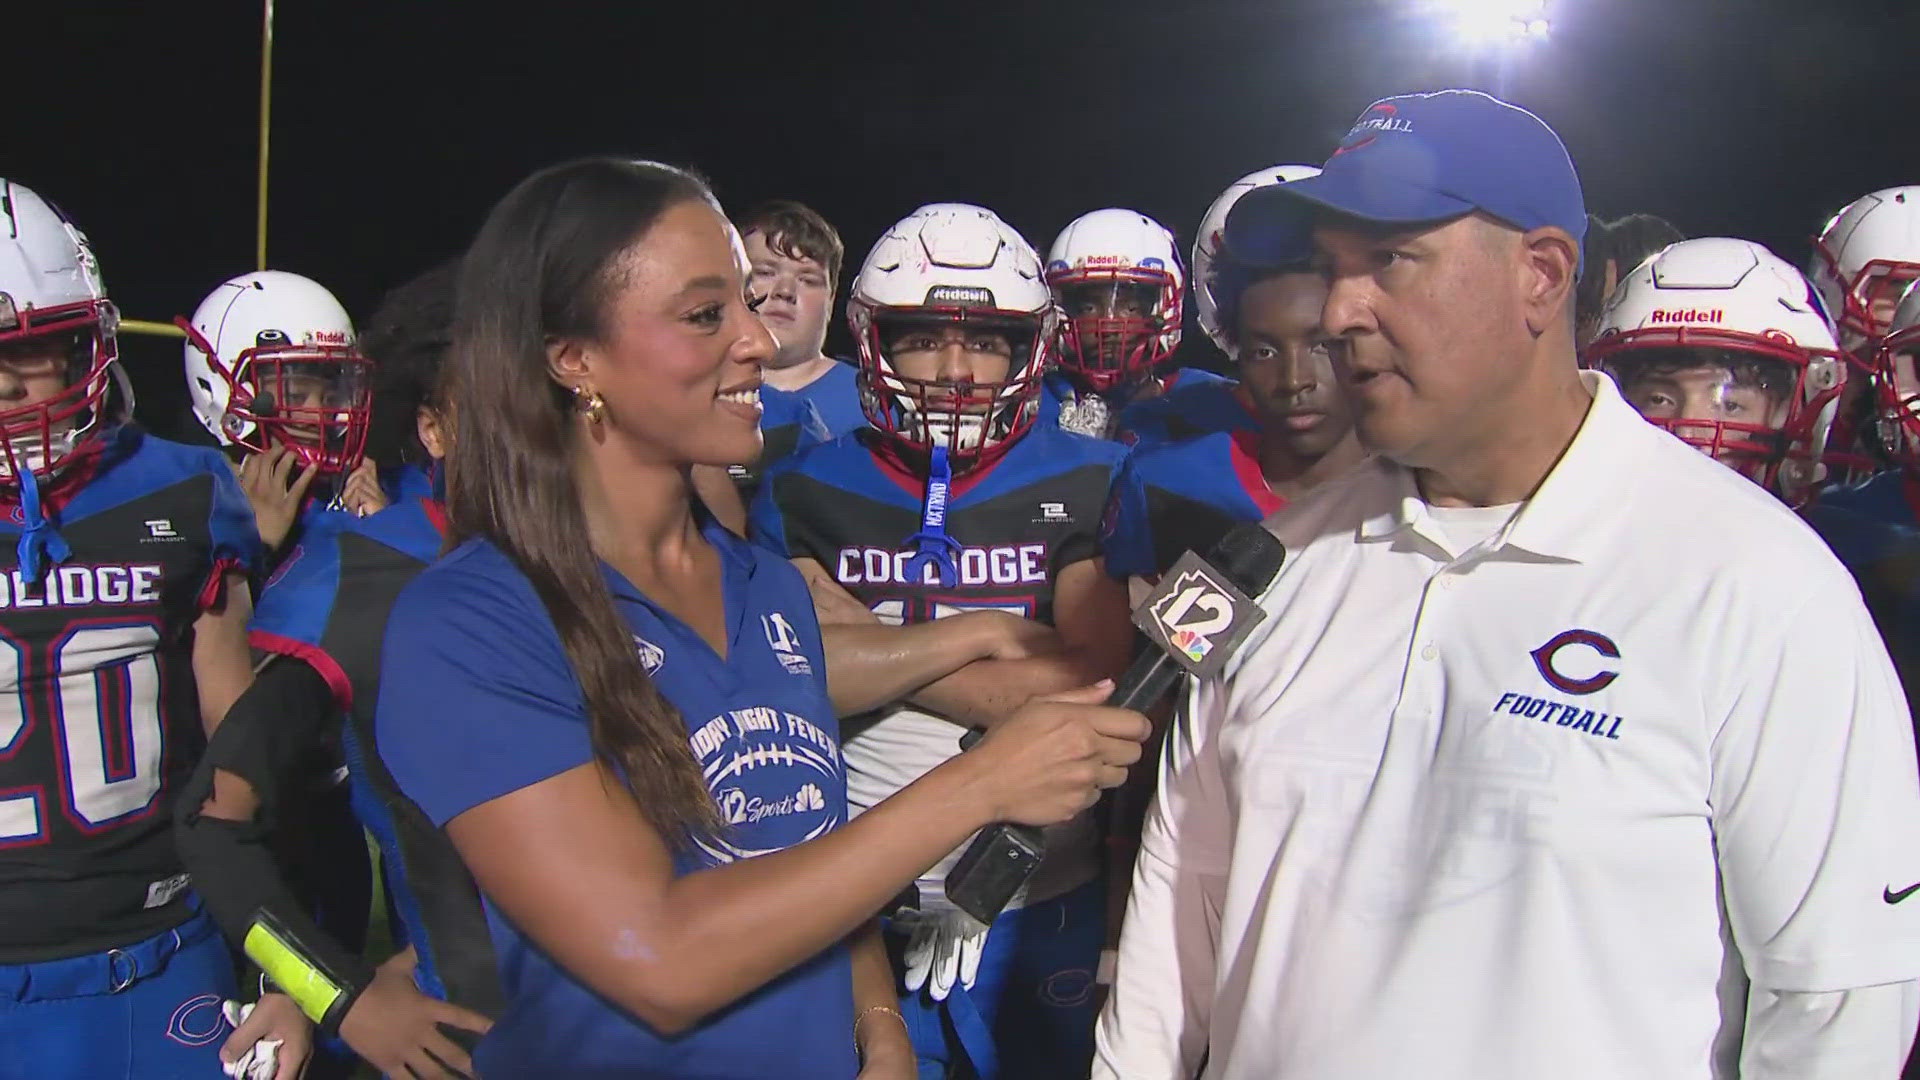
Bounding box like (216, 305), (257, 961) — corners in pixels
(1225, 89), (1586, 267)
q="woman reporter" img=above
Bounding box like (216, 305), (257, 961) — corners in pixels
(373, 158), (1148, 1077)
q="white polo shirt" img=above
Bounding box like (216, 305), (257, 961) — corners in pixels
(1095, 372), (1920, 1080)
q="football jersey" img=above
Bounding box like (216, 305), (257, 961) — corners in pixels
(1802, 501), (1920, 732)
(1040, 367), (1245, 447)
(249, 496), (504, 1016)
(1111, 367), (1255, 447)
(1102, 428), (1284, 580)
(729, 387), (830, 505)
(0, 426), (260, 960)
(1818, 468), (1920, 531)
(750, 425), (1127, 906)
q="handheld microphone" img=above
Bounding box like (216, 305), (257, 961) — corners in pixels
(943, 522), (1287, 925)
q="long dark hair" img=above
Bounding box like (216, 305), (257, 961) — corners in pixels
(446, 157), (723, 842)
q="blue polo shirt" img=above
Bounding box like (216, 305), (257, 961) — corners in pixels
(374, 517), (855, 1078)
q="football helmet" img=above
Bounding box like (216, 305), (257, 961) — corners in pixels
(1192, 165), (1322, 356)
(1585, 237), (1844, 502)
(1810, 186), (1920, 353)
(0, 179), (127, 483)
(1044, 209), (1183, 393)
(180, 271), (373, 474)
(1868, 278), (1920, 472)
(847, 204), (1054, 468)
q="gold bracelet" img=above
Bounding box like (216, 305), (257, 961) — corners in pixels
(854, 1003), (908, 1048)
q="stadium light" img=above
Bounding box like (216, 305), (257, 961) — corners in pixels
(1428, 0), (1552, 48)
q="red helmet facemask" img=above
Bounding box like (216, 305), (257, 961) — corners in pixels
(1047, 271), (1178, 394)
(854, 309), (1047, 473)
(1588, 331), (1841, 504)
(0, 292), (121, 484)
(178, 319), (374, 476)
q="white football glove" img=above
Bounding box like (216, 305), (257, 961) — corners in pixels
(219, 1000), (284, 1080)
(898, 909), (990, 1002)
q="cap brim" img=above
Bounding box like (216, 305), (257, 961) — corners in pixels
(1224, 170), (1477, 267)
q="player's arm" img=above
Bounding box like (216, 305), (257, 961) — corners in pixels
(1092, 673), (1234, 1078)
(192, 570), (255, 735)
(793, 554), (887, 627)
(177, 657), (491, 1076)
(908, 557), (1134, 729)
(850, 920), (913, 1074)
(787, 557), (1065, 720)
(1711, 582), (1920, 1078)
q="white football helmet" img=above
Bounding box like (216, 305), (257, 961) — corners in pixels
(1810, 186), (1920, 353)
(180, 271), (373, 474)
(0, 179), (128, 482)
(847, 204), (1054, 468)
(1044, 209), (1183, 393)
(1192, 165), (1322, 356)
(1585, 237), (1844, 503)
(1869, 278), (1920, 472)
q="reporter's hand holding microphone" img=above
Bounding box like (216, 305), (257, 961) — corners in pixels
(951, 680), (1148, 826)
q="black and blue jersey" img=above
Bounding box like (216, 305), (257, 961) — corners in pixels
(0, 426), (260, 960)
(1102, 427), (1284, 580)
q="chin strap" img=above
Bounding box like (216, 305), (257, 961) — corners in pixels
(15, 464), (70, 584)
(901, 445), (962, 589)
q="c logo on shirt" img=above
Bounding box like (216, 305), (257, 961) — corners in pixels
(1529, 629), (1620, 695)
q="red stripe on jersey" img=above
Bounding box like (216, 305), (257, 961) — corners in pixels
(248, 629), (353, 712)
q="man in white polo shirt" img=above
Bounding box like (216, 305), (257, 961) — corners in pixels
(1093, 89), (1920, 1080)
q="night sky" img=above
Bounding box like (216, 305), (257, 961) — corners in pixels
(19, 0), (1920, 434)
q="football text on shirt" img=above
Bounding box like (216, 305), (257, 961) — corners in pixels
(0, 564), (164, 610)
(834, 543), (1048, 587)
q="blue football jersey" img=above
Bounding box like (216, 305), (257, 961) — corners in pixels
(1113, 367), (1255, 447)
(0, 426), (262, 959)
(249, 497), (505, 1014)
(1102, 428), (1284, 579)
(750, 426), (1128, 627)
(1817, 469), (1920, 531)
(1802, 500), (1920, 734)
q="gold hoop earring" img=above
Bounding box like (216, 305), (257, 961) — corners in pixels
(574, 386), (607, 426)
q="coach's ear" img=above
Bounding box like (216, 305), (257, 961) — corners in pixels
(1520, 225), (1581, 337)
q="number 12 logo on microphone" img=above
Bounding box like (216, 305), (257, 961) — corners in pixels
(1135, 552), (1268, 681)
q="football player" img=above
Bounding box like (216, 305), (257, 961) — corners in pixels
(1101, 191), (1365, 582)
(178, 261), (498, 1080)
(181, 269), (392, 1025)
(180, 270), (386, 557)
(1041, 208), (1201, 440)
(1825, 281), (1920, 528)
(1585, 237), (1844, 505)
(0, 179), (295, 1076)
(1809, 187), (1920, 484)
(1108, 166), (1324, 448)
(751, 203), (1134, 1078)
(738, 199), (865, 438)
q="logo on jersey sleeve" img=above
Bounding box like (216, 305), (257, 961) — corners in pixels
(1032, 501), (1072, 524)
(632, 634), (666, 676)
(687, 706), (844, 864)
(762, 612), (812, 676)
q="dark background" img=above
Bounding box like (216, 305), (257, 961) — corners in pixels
(20, 0), (1920, 435)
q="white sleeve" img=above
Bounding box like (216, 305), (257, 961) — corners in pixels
(1093, 672), (1234, 1079)
(1710, 581), (1920, 994)
(1740, 982), (1920, 1079)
